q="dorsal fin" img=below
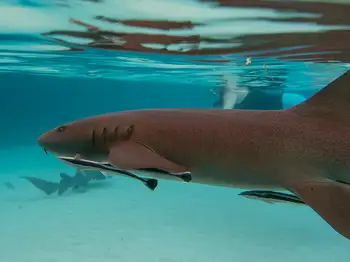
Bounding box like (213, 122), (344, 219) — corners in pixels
(290, 70), (350, 118)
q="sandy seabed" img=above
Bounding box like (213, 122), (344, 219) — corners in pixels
(0, 145), (349, 262)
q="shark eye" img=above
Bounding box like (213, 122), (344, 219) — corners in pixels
(56, 126), (67, 133)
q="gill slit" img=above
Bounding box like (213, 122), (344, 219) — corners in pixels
(114, 125), (119, 141)
(92, 129), (96, 147)
(102, 127), (107, 145)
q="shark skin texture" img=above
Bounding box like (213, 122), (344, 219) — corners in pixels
(38, 71), (350, 241)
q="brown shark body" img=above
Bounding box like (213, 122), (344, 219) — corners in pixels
(38, 71), (350, 240)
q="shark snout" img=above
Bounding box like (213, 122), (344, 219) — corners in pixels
(37, 131), (58, 154)
(38, 133), (51, 155)
(37, 129), (91, 157)
(38, 132), (49, 148)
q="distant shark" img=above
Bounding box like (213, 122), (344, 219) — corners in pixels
(57, 169), (107, 195)
(37, 71), (350, 241)
(21, 176), (59, 195)
(3, 181), (15, 191)
(22, 170), (107, 196)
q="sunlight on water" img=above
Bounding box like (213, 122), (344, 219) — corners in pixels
(1, 1), (350, 262)
(0, 0), (349, 85)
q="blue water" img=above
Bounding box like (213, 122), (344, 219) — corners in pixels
(1, 1), (350, 262)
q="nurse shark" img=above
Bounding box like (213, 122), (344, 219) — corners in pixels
(22, 170), (107, 196)
(38, 71), (350, 240)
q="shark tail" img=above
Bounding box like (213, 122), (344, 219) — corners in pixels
(289, 179), (350, 240)
(58, 173), (74, 195)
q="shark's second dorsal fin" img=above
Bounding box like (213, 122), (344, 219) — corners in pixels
(290, 70), (350, 118)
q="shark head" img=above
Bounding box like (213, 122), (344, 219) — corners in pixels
(38, 116), (111, 160)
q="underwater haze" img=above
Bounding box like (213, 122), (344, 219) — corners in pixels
(1, 0), (350, 261)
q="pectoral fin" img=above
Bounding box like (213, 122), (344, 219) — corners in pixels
(108, 141), (188, 173)
(290, 179), (350, 240)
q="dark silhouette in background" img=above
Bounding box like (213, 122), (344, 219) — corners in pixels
(21, 170), (109, 196)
